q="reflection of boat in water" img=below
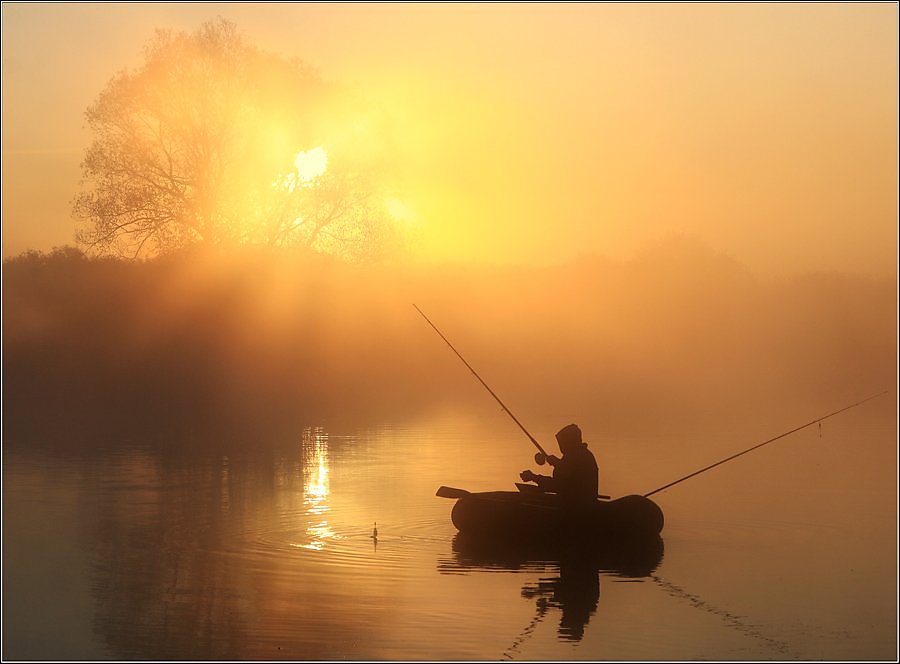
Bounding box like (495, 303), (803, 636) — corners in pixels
(446, 530), (664, 579)
(438, 484), (665, 543)
(440, 532), (664, 645)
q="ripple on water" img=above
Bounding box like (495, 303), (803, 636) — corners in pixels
(234, 512), (456, 587)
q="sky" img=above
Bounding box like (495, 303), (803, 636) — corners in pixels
(2, 2), (898, 276)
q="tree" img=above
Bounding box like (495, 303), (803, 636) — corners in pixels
(74, 19), (390, 260)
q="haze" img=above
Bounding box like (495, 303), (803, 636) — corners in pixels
(2, 6), (897, 659)
(3, 2), (897, 276)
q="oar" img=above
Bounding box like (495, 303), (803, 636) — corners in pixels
(439, 485), (612, 501)
(435, 486), (561, 511)
(436, 486), (470, 499)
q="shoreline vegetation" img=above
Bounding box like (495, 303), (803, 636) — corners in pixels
(3, 239), (895, 452)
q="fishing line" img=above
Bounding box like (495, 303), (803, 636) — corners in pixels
(643, 390), (890, 498)
(501, 596), (550, 660)
(651, 574), (794, 657)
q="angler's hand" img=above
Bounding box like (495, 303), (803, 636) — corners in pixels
(520, 469), (537, 483)
(546, 455), (561, 467)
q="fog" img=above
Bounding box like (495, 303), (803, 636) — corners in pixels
(4, 4), (897, 275)
(3, 7), (896, 660)
(3, 237), (894, 453)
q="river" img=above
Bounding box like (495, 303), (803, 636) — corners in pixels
(2, 399), (896, 660)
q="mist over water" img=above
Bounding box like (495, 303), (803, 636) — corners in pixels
(3, 236), (894, 449)
(2, 238), (897, 659)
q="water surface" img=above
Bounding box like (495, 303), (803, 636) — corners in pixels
(3, 402), (896, 660)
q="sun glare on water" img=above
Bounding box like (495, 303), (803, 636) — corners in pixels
(295, 427), (336, 552)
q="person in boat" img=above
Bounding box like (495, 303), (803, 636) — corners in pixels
(519, 423), (599, 506)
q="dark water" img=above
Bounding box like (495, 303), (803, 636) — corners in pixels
(3, 401), (897, 660)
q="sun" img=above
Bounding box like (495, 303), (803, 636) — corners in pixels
(294, 147), (328, 183)
(273, 147), (328, 193)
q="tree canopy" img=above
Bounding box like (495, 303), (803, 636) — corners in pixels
(74, 19), (390, 260)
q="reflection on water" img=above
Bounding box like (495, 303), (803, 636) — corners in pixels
(518, 561), (599, 643)
(296, 427), (334, 551)
(85, 451), (250, 659)
(441, 532), (664, 649)
(446, 532), (665, 578)
(2, 407), (896, 660)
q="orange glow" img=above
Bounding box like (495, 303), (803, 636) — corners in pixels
(2, 8), (895, 661)
(2, 4), (895, 274)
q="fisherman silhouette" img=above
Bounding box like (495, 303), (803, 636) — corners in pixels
(519, 424), (598, 507)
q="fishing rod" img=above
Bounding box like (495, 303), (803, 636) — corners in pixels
(413, 304), (552, 465)
(643, 390), (890, 498)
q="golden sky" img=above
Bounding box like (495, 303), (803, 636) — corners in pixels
(2, 2), (897, 275)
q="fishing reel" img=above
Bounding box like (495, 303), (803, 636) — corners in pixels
(534, 452), (547, 466)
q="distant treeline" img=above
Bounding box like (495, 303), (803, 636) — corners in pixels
(3, 239), (895, 451)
